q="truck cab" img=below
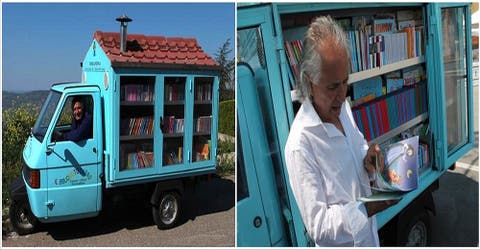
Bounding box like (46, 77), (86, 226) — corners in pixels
(9, 83), (103, 234)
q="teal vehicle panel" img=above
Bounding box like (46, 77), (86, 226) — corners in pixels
(82, 39), (115, 184)
(237, 63), (289, 246)
(23, 136), (48, 218)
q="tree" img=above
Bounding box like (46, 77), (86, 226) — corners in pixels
(214, 39), (235, 101)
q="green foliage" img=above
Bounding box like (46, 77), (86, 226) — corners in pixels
(214, 39), (235, 102)
(219, 99), (235, 137)
(2, 104), (39, 207)
(216, 139), (235, 177)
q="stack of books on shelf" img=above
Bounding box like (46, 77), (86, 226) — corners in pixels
(196, 84), (212, 101)
(283, 12), (424, 79)
(284, 40), (303, 83)
(351, 82), (428, 141)
(126, 151), (154, 169)
(121, 116), (154, 136)
(418, 141), (430, 169)
(164, 148), (182, 165)
(121, 84), (154, 102)
(165, 84), (185, 102)
(164, 116), (185, 134)
(194, 141), (210, 161)
(195, 116), (212, 133)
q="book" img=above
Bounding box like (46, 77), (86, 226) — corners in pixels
(358, 136), (419, 202)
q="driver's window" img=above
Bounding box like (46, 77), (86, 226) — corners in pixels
(53, 95), (94, 142)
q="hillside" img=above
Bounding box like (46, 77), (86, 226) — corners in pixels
(2, 90), (49, 110)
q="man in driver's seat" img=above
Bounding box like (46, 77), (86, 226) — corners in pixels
(54, 96), (93, 142)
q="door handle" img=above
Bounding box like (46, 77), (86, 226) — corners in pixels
(253, 216), (262, 228)
(93, 147), (97, 153)
(46, 142), (56, 155)
(45, 200), (55, 208)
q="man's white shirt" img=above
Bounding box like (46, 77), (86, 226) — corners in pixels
(284, 100), (379, 247)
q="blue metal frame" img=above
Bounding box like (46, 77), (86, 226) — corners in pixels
(276, 2), (422, 14)
(428, 3), (474, 170)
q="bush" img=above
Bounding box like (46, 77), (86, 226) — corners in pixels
(216, 139), (235, 177)
(219, 99), (235, 137)
(2, 104), (39, 208)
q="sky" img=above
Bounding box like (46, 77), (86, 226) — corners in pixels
(2, 2), (235, 92)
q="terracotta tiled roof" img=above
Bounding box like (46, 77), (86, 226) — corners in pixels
(94, 31), (218, 68)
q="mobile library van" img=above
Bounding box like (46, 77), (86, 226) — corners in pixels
(9, 15), (220, 234)
(237, 2), (474, 246)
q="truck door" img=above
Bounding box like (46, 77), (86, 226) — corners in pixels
(237, 63), (285, 246)
(237, 4), (310, 246)
(45, 90), (103, 218)
(427, 3), (474, 170)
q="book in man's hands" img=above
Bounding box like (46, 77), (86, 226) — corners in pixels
(358, 136), (419, 202)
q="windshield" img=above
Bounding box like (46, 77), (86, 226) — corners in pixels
(32, 91), (62, 142)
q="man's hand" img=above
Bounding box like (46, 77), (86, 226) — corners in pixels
(364, 199), (401, 217)
(364, 144), (385, 175)
(53, 129), (63, 141)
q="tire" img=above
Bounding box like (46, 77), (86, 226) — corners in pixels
(152, 191), (181, 229)
(403, 211), (431, 247)
(9, 200), (38, 235)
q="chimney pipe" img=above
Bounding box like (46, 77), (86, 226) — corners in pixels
(116, 14), (132, 53)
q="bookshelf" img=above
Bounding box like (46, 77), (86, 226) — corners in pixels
(192, 77), (214, 162)
(348, 56), (425, 84)
(119, 76), (156, 171)
(163, 77), (186, 166)
(281, 5), (432, 171)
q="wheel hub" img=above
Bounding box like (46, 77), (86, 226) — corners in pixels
(406, 221), (427, 247)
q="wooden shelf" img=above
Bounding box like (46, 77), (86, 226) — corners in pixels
(164, 133), (184, 138)
(348, 56), (425, 84)
(121, 101), (154, 106)
(194, 132), (211, 136)
(120, 134), (153, 141)
(369, 112), (428, 145)
(194, 100), (212, 105)
(165, 100), (185, 105)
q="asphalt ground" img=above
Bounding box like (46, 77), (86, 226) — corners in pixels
(2, 175), (235, 247)
(430, 84), (479, 247)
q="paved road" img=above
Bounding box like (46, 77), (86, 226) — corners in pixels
(430, 84), (479, 247)
(2, 175), (235, 247)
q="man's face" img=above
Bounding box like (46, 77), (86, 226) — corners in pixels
(310, 39), (349, 124)
(73, 101), (84, 121)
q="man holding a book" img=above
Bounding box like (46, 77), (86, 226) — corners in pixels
(284, 16), (398, 247)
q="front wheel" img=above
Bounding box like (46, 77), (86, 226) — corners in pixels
(9, 200), (38, 235)
(152, 191), (181, 229)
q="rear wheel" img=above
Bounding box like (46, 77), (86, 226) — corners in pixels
(9, 200), (38, 235)
(404, 211), (431, 247)
(152, 191), (181, 229)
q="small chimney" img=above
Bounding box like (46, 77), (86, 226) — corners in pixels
(116, 14), (132, 53)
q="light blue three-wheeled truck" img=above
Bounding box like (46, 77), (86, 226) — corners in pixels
(9, 17), (220, 235)
(237, 2), (475, 247)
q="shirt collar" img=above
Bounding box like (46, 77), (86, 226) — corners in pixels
(298, 100), (346, 138)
